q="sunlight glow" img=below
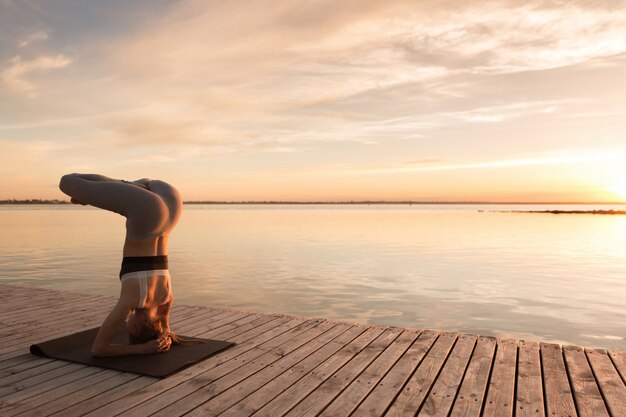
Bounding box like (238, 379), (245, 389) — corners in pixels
(606, 178), (626, 202)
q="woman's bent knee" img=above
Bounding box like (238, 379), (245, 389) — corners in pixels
(59, 173), (79, 195)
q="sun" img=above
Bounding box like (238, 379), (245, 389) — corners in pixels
(605, 181), (626, 202)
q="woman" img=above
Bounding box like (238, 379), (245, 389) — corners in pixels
(59, 173), (183, 356)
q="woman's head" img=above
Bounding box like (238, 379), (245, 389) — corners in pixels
(126, 308), (199, 346)
(126, 309), (164, 344)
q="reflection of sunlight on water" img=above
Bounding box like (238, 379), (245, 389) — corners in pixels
(609, 216), (626, 256)
(580, 334), (623, 341)
(1, 204), (625, 349)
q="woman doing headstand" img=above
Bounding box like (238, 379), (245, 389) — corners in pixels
(59, 173), (183, 356)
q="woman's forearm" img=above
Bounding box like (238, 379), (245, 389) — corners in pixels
(159, 317), (171, 333)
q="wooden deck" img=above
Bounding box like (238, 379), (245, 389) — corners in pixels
(0, 284), (624, 417)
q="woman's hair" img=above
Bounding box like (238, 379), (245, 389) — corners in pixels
(128, 317), (204, 346)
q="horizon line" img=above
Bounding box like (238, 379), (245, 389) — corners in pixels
(2, 198), (626, 205)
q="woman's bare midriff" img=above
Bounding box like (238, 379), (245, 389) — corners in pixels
(123, 236), (171, 308)
(123, 236), (169, 257)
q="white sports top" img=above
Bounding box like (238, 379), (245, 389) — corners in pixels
(120, 269), (172, 309)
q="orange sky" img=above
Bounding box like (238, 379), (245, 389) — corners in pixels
(1, 1), (626, 202)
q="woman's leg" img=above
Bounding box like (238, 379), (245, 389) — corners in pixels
(59, 173), (164, 219)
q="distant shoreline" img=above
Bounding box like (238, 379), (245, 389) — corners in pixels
(0, 199), (70, 204)
(493, 209), (626, 215)
(2, 199), (625, 205)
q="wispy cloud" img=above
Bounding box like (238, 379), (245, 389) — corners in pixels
(0, 54), (70, 95)
(448, 101), (577, 123)
(329, 150), (626, 176)
(77, 0), (624, 153)
(404, 157), (444, 165)
(18, 30), (48, 47)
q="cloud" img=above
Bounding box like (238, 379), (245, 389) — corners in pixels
(404, 157), (444, 165)
(103, 116), (211, 147)
(448, 100), (577, 123)
(329, 149), (626, 176)
(86, 0), (626, 151)
(0, 54), (71, 95)
(18, 30), (48, 47)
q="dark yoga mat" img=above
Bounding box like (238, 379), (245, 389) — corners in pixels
(30, 326), (234, 378)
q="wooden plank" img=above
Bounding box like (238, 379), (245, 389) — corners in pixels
(218, 324), (371, 417)
(351, 330), (439, 417)
(206, 313), (282, 340)
(283, 327), (405, 417)
(0, 356), (53, 376)
(187, 322), (357, 417)
(609, 350), (626, 384)
(1, 310), (113, 349)
(170, 307), (235, 329)
(81, 317), (313, 417)
(0, 305), (115, 353)
(145, 320), (345, 417)
(2, 294), (108, 323)
(0, 293), (91, 316)
(418, 333), (477, 417)
(0, 323), (40, 340)
(47, 317), (282, 414)
(384, 332), (458, 417)
(1, 297), (110, 333)
(0, 362), (73, 395)
(49, 376), (157, 417)
(0, 320), (102, 362)
(170, 309), (244, 335)
(540, 342), (577, 417)
(449, 336), (497, 417)
(0, 286), (99, 305)
(482, 339), (517, 417)
(0, 363), (84, 398)
(516, 340), (545, 417)
(21, 372), (140, 417)
(0, 306), (225, 412)
(563, 345), (609, 417)
(0, 361), (101, 404)
(0, 305), (210, 413)
(0, 304), (193, 361)
(0, 303), (194, 355)
(23, 313), (269, 416)
(0, 284), (623, 417)
(48, 314), (288, 417)
(586, 348), (626, 417)
(248, 326), (387, 417)
(318, 329), (422, 417)
(0, 366), (104, 416)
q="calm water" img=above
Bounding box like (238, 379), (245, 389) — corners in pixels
(1, 204), (625, 349)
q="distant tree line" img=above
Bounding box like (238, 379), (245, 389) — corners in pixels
(0, 199), (70, 204)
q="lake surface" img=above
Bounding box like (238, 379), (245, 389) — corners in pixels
(1, 203), (625, 349)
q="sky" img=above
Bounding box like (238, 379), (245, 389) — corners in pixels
(1, 0), (626, 202)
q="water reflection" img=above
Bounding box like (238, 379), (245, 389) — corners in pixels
(0, 204), (624, 349)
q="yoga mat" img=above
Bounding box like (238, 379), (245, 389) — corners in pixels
(30, 327), (234, 378)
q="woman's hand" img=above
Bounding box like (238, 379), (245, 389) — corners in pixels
(142, 335), (172, 354)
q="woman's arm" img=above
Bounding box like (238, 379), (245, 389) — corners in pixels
(156, 296), (172, 333)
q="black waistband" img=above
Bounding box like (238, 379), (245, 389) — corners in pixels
(119, 255), (168, 280)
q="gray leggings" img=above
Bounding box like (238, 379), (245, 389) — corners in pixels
(59, 173), (182, 240)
